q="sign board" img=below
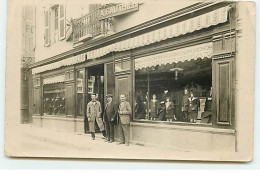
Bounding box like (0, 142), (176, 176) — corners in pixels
(99, 3), (139, 20)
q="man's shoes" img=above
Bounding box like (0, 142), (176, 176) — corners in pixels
(125, 143), (129, 146)
(117, 142), (125, 145)
(108, 140), (114, 143)
(92, 138), (95, 140)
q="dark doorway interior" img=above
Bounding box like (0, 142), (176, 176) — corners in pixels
(86, 64), (104, 132)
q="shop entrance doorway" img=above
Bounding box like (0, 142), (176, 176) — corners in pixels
(85, 64), (104, 133)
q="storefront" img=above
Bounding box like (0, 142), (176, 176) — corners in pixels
(31, 2), (237, 152)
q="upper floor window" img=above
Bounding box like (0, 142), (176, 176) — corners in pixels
(44, 4), (66, 47)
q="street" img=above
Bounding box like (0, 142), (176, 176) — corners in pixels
(5, 124), (196, 160)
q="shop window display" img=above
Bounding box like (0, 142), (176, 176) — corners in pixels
(43, 82), (65, 116)
(77, 70), (84, 116)
(134, 58), (213, 124)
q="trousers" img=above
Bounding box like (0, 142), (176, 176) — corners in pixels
(96, 117), (105, 131)
(182, 111), (188, 122)
(118, 120), (130, 144)
(105, 121), (115, 141)
(89, 117), (105, 133)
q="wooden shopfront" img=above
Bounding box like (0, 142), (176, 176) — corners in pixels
(31, 2), (237, 152)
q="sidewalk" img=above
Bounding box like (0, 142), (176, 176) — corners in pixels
(6, 124), (202, 160)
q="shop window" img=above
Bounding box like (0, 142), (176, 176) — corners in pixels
(76, 70), (84, 116)
(43, 82), (65, 116)
(134, 58), (213, 124)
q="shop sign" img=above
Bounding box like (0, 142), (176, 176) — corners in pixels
(99, 3), (139, 20)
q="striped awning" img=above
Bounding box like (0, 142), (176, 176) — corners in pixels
(135, 42), (213, 70)
(43, 75), (65, 85)
(86, 6), (230, 60)
(32, 6), (230, 74)
(32, 53), (86, 74)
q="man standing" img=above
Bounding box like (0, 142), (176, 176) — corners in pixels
(181, 88), (189, 122)
(87, 93), (106, 140)
(118, 94), (131, 146)
(103, 94), (117, 143)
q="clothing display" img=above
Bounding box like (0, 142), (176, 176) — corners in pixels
(150, 99), (159, 118)
(165, 101), (175, 119)
(188, 96), (199, 122)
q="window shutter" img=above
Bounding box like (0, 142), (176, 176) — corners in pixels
(59, 4), (66, 40)
(44, 10), (50, 46)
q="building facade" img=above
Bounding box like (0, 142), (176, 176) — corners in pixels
(28, 1), (254, 152)
(21, 5), (35, 123)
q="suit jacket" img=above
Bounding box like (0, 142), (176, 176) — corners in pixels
(103, 101), (117, 122)
(188, 97), (199, 112)
(161, 92), (171, 102)
(87, 101), (102, 122)
(118, 101), (131, 125)
(165, 101), (175, 118)
(182, 94), (189, 111)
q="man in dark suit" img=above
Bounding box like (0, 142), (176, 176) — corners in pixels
(103, 94), (117, 143)
(182, 88), (189, 122)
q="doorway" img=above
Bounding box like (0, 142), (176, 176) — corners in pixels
(85, 64), (104, 132)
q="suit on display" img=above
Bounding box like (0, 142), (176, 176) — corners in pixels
(182, 93), (189, 122)
(188, 96), (199, 122)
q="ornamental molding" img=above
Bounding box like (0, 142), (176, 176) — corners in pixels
(212, 53), (235, 60)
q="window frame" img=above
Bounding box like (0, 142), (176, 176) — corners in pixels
(133, 56), (214, 127)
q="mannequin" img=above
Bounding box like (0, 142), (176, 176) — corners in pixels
(188, 91), (199, 123)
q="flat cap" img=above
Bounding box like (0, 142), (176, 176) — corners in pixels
(106, 94), (113, 98)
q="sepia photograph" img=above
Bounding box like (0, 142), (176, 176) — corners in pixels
(4, 0), (256, 161)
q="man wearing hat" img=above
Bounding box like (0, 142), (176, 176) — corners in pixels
(103, 94), (117, 143)
(87, 93), (106, 140)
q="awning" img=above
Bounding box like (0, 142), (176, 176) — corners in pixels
(135, 42), (213, 70)
(32, 53), (86, 74)
(43, 75), (65, 85)
(86, 6), (230, 60)
(32, 6), (230, 74)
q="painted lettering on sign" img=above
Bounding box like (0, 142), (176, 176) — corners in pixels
(100, 3), (139, 20)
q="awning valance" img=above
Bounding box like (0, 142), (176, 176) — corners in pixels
(32, 53), (86, 74)
(86, 6), (230, 60)
(32, 6), (229, 74)
(135, 42), (213, 70)
(43, 75), (65, 85)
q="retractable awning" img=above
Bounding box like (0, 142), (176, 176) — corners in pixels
(32, 6), (230, 74)
(135, 42), (213, 70)
(43, 75), (65, 85)
(32, 53), (86, 74)
(86, 6), (230, 60)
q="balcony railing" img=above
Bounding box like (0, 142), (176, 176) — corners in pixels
(72, 3), (139, 44)
(73, 9), (102, 43)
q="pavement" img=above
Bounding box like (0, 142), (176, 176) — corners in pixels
(4, 124), (205, 161)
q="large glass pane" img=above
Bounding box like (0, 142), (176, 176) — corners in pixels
(43, 83), (65, 116)
(77, 70), (84, 116)
(134, 58), (212, 124)
(135, 69), (149, 120)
